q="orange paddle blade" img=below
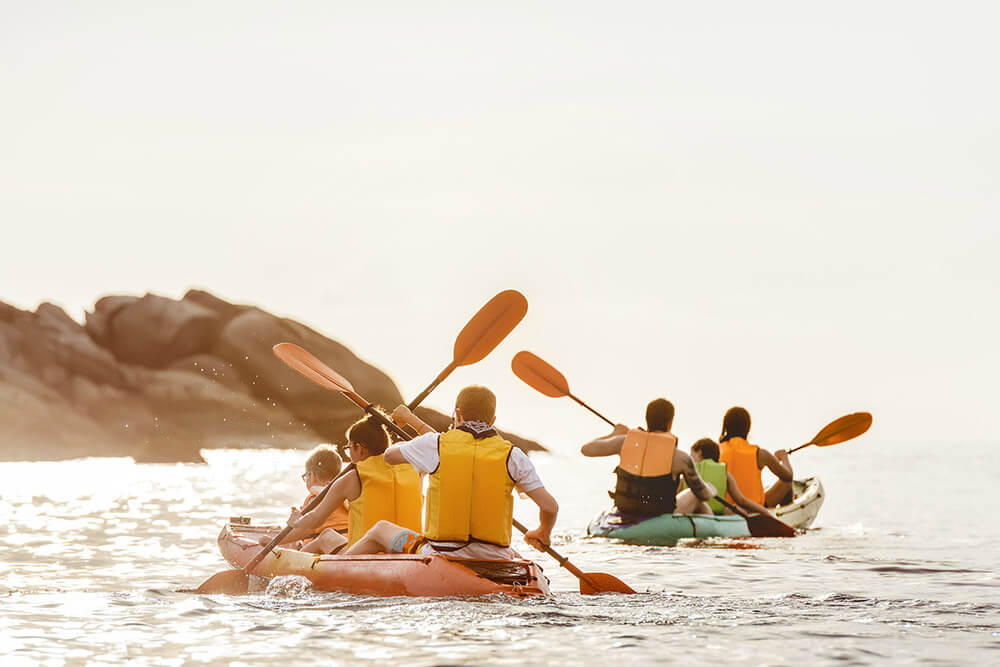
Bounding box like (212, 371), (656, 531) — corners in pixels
(273, 343), (355, 393)
(452, 290), (528, 366)
(745, 513), (797, 538)
(811, 412), (872, 447)
(511, 351), (570, 398)
(183, 569), (251, 595)
(579, 572), (637, 595)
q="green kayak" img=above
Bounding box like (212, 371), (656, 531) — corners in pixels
(587, 511), (751, 544)
(587, 477), (824, 545)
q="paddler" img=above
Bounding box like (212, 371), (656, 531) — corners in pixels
(285, 444), (350, 547)
(343, 385), (559, 558)
(273, 415), (423, 554)
(579, 398), (716, 516)
(718, 406), (794, 508)
(675, 438), (772, 516)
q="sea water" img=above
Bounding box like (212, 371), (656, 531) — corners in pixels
(2, 440), (998, 665)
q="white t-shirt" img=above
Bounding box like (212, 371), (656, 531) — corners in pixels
(395, 430), (544, 559)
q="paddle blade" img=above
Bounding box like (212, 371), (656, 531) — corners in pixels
(811, 412), (872, 447)
(185, 569), (251, 595)
(511, 351), (570, 398)
(579, 572), (637, 595)
(745, 513), (797, 538)
(273, 343), (355, 393)
(452, 290), (528, 366)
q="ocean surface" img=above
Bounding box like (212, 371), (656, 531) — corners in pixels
(2, 439), (998, 665)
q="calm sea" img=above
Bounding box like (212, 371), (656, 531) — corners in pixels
(2, 440), (998, 665)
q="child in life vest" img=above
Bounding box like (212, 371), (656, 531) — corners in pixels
(676, 438), (771, 516)
(292, 445), (351, 553)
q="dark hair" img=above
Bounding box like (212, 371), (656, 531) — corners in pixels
(720, 406), (751, 442)
(645, 398), (675, 432)
(305, 445), (343, 481)
(346, 415), (389, 456)
(691, 438), (720, 462)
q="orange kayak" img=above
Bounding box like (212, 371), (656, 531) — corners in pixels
(218, 519), (550, 598)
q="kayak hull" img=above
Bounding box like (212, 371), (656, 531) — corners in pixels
(587, 477), (825, 545)
(774, 476), (824, 530)
(217, 521), (550, 598)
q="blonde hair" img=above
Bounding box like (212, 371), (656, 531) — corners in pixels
(456, 385), (496, 423)
(305, 444), (343, 482)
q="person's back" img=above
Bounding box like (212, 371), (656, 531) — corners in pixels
(689, 440), (728, 515)
(348, 442), (422, 546)
(344, 385), (560, 559)
(719, 436), (765, 506)
(424, 421), (516, 548)
(581, 398), (715, 516)
(277, 417), (422, 554)
(299, 445), (349, 536)
(718, 407), (793, 508)
(612, 427), (679, 516)
(678, 438), (772, 516)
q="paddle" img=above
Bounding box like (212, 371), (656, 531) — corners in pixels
(787, 412), (872, 454)
(188, 463), (356, 594)
(511, 351), (615, 427)
(273, 343), (404, 434)
(711, 495), (797, 538)
(275, 344), (636, 595)
(511, 350), (798, 538)
(407, 290), (528, 410)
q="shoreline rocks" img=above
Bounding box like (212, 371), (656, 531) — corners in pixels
(0, 290), (545, 462)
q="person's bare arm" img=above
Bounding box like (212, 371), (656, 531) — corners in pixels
(521, 486), (559, 550)
(281, 471), (360, 544)
(726, 471), (770, 515)
(758, 448), (793, 482)
(580, 425), (628, 457)
(391, 405), (435, 435)
(676, 450), (715, 501)
(383, 445), (406, 466)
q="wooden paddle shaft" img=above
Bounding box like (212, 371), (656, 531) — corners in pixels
(511, 519), (599, 588)
(407, 361), (457, 411)
(569, 394), (616, 427)
(712, 494), (749, 518)
(787, 442), (812, 455)
(242, 463), (358, 574)
(340, 390), (413, 441)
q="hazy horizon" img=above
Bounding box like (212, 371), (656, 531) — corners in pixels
(3, 2), (997, 450)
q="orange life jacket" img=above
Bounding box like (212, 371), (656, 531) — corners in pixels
(718, 437), (765, 505)
(612, 429), (678, 516)
(301, 488), (349, 535)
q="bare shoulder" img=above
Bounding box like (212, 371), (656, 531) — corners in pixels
(756, 446), (775, 469)
(673, 449), (696, 476)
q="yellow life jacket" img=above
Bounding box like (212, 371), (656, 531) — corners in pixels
(347, 454), (423, 546)
(424, 426), (516, 547)
(719, 437), (764, 505)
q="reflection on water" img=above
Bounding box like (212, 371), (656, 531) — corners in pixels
(2, 443), (998, 664)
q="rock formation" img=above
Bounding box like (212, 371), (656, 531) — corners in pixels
(0, 290), (544, 462)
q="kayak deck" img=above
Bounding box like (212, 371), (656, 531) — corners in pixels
(217, 521), (550, 598)
(587, 477), (824, 545)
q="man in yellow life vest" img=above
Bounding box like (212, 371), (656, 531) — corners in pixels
(718, 406), (793, 508)
(344, 385), (559, 559)
(580, 398), (716, 516)
(277, 415), (423, 554)
(676, 438), (771, 516)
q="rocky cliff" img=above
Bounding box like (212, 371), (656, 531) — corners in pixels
(0, 290), (543, 462)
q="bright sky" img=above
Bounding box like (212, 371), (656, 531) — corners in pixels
(2, 2), (997, 450)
